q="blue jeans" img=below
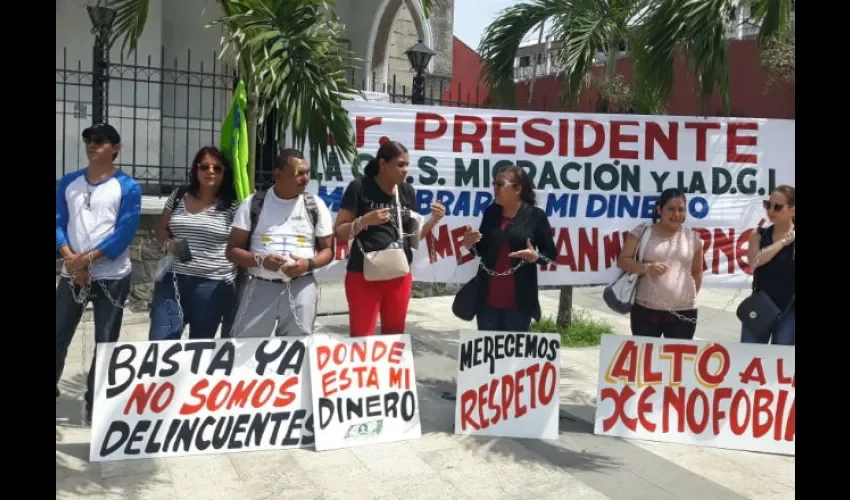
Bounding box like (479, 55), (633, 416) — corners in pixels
(149, 273), (236, 341)
(741, 309), (795, 346)
(56, 275), (131, 409)
(476, 305), (532, 332)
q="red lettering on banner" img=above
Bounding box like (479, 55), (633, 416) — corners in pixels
(356, 116), (382, 148)
(315, 340), (404, 397)
(645, 122), (678, 160)
(404, 113), (760, 162)
(491, 117), (518, 154)
(575, 120), (605, 156)
(123, 382), (175, 415)
(739, 358), (767, 385)
(610, 121), (640, 160)
(458, 362), (557, 431)
(684, 122), (721, 161)
(178, 377), (298, 415)
(422, 223), (768, 277)
(604, 385), (795, 441)
(659, 343), (698, 385)
(727, 122), (759, 163)
(776, 359), (795, 387)
(424, 224), (475, 265)
(453, 115), (487, 153)
(413, 112), (447, 150)
(521, 118), (554, 155)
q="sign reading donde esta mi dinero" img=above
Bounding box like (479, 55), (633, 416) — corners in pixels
(304, 101), (795, 288)
(88, 334), (793, 461)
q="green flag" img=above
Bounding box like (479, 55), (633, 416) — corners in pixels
(221, 80), (251, 202)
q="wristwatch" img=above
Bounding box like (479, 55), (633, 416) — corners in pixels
(307, 258), (317, 272)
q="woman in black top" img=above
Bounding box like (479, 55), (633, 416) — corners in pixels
(461, 165), (557, 331)
(334, 141), (445, 337)
(741, 185), (795, 345)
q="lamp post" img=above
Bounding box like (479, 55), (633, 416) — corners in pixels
(87, 0), (116, 124)
(404, 40), (436, 105)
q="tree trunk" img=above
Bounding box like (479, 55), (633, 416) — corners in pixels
(557, 285), (573, 328)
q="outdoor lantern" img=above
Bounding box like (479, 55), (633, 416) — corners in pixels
(87, 0), (117, 30)
(405, 40), (436, 74)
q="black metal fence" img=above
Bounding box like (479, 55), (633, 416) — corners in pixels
(56, 48), (236, 196)
(56, 49), (493, 196)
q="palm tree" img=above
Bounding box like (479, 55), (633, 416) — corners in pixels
(477, 0), (793, 327)
(104, 0), (443, 187)
(637, 0), (795, 113)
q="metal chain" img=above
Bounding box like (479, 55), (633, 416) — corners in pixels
(636, 228), (794, 324)
(228, 253), (322, 338)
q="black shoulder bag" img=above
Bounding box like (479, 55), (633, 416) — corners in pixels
(735, 228), (795, 342)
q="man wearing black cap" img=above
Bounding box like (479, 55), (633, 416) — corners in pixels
(55, 123), (142, 425)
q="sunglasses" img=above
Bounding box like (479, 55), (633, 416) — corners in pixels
(198, 163), (224, 174)
(493, 181), (515, 188)
(762, 200), (787, 211)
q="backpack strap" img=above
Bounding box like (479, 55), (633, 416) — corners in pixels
(173, 185), (190, 206)
(303, 192), (319, 228)
(246, 190), (266, 247)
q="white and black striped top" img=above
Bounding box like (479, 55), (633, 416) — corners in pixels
(165, 189), (239, 282)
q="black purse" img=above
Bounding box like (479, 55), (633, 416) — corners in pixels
(452, 275), (479, 321)
(735, 228), (795, 342)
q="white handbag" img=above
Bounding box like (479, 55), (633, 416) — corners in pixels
(602, 224), (653, 314)
(358, 188), (411, 282)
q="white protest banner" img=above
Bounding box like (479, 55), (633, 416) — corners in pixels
(594, 334), (795, 455)
(309, 334), (421, 451)
(90, 338), (314, 462)
(454, 331), (561, 440)
(308, 101), (795, 287)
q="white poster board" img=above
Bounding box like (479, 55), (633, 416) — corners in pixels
(594, 334), (795, 455)
(308, 334), (422, 451)
(90, 338), (314, 462)
(454, 331), (561, 440)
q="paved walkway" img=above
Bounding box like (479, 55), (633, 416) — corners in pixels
(56, 286), (794, 500)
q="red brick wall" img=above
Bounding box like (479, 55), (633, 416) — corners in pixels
(513, 39), (794, 119)
(442, 37), (490, 106)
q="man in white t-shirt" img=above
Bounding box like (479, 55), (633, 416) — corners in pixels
(226, 149), (334, 337)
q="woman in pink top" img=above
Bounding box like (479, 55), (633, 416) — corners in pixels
(617, 189), (705, 339)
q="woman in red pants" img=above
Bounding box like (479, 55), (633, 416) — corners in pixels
(334, 141), (445, 336)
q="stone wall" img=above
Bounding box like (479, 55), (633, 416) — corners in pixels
(128, 213), (162, 309)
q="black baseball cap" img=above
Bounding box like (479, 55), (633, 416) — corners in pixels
(82, 123), (121, 145)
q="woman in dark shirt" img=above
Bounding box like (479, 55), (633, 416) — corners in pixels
(461, 165), (557, 332)
(742, 185), (795, 345)
(334, 141), (445, 337)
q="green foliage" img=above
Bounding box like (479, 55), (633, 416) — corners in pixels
(759, 28), (794, 86)
(215, 0), (360, 170)
(531, 311), (612, 348)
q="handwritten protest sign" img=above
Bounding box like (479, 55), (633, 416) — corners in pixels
(594, 335), (795, 455)
(454, 331), (561, 440)
(90, 338), (314, 462)
(309, 334), (421, 451)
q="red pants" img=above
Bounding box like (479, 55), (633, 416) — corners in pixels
(344, 271), (413, 337)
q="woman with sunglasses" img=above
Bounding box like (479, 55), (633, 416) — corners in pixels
(460, 165), (557, 332)
(149, 146), (239, 341)
(741, 185), (795, 345)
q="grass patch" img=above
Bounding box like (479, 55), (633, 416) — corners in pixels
(531, 310), (612, 347)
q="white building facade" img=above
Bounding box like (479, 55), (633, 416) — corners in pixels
(56, 0), (454, 197)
